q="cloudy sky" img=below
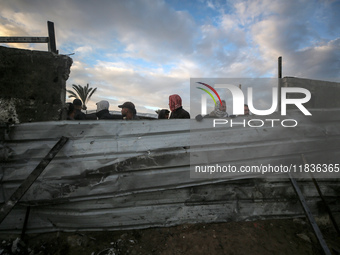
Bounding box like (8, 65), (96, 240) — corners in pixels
(1, 0), (339, 115)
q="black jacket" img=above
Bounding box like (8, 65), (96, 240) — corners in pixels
(96, 109), (122, 120)
(74, 109), (86, 120)
(169, 107), (190, 119)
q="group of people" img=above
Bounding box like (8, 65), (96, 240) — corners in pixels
(67, 94), (250, 121)
(67, 99), (139, 120)
(66, 94), (191, 120)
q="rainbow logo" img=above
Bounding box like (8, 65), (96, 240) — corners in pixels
(196, 82), (222, 106)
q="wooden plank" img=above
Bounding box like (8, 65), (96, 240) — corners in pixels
(0, 37), (49, 43)
(47, 21), (57, 54)
(0, 137), (68, 224)
(0, 20), (58, 53)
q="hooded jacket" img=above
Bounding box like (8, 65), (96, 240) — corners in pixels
(169, 94), (190, 119)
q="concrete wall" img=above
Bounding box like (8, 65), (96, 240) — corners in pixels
(0, 46), (72, 123)
(283, 77), (340, 109)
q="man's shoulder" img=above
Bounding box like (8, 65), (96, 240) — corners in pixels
(181, 108), (190, 118)
(74, 111), (86, 120)
(85, 113), (97, 120)
(102, 113), (122, 120)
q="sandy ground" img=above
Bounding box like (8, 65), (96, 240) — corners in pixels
(1, 218), (340, 255)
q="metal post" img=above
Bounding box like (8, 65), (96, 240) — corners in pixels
(278, 56), (282, 79)
(278, 56), (282, 112)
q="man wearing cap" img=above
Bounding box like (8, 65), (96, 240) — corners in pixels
(118, 102), (140, 120)
(73, 99), (86, 120)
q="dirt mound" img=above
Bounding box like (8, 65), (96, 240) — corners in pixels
(1, 218), (339, 255)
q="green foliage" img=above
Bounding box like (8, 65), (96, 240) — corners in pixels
(66, 83), (97, 110)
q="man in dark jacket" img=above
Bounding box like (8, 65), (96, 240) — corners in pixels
(169, 94), (190, 119)
(73, 99), (86, 120)
(96, 100), (122, 120)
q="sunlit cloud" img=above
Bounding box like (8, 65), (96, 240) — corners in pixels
(1, 0), (339, 114)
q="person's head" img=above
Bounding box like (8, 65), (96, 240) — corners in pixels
(244, 104), (250, 115)
(158, 109), (170, 119)
(118, 101), (136, 119)
(73, 99), (82, 110)
(215, 100), (226, 112)
(169, 94), (182, 112)
(220, 100), (227, 112)
(96, 100), (110, 112)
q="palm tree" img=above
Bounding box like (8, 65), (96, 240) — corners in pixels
(66, 83), (97, 111)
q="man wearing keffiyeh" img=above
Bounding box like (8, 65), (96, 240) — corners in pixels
(169, 94), (190, 119)
(205, 100), (228, 118)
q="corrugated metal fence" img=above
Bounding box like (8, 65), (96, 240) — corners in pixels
(0, 109), (339, 233)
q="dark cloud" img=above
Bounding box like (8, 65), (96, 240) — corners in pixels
(284, 38), (340, 80)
